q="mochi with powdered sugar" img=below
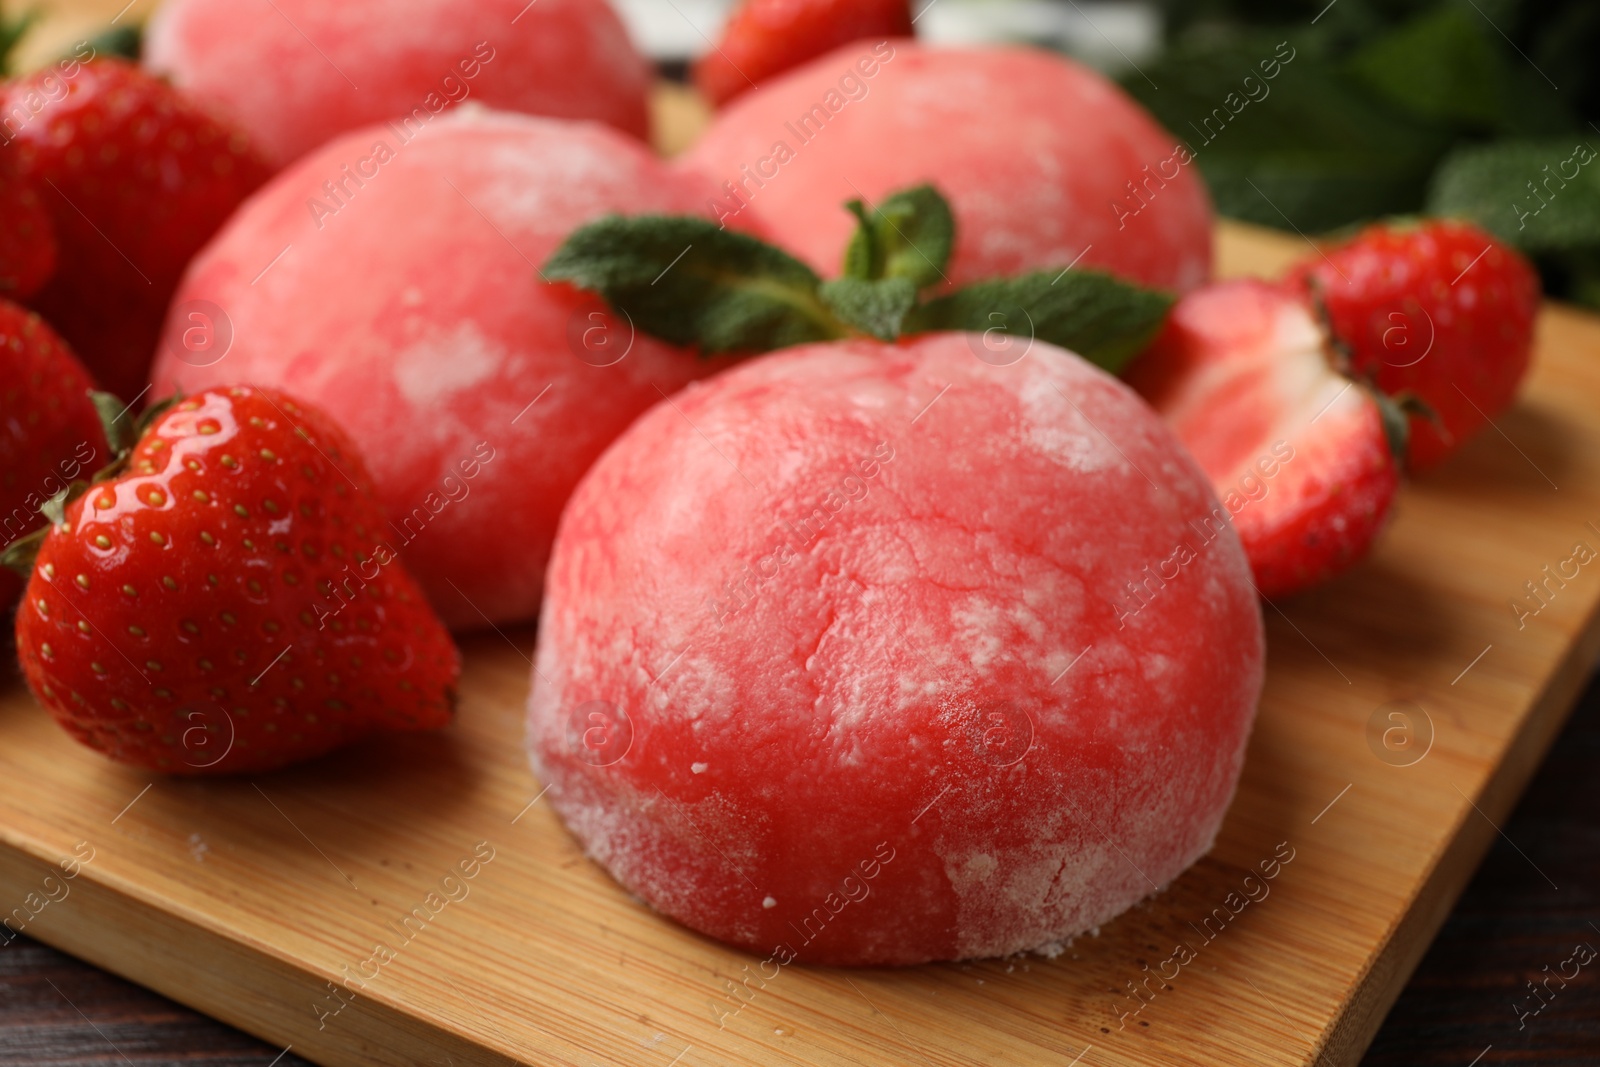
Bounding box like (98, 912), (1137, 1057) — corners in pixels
(153, 110), (725, 628)
(679, 41), (1213, 295)
(527, 332), (1263, 965)
(146, 0), (652, 166)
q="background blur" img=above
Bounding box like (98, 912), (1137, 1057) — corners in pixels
(621, 0), (1600, 309)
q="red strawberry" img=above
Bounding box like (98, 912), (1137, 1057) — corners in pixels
(1126, 280), (1401, 599)
(3, 58), (273, 401)
(1287, 219), (1540, 471)
(694, 0), (913, 107)
(0, 152), (56, 299)
(10, 386), (459, 774)
(0, 299), (108, 610)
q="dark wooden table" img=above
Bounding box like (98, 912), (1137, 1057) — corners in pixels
(4, 674), (1598, 1066)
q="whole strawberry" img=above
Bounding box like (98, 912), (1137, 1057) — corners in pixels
(1288, 219), (1540, 471)
(11, 386), (459, 774)
(694, 0), (913, 107)
(4, 58), (272, 401)
(0, 152), (56, 299)
(0, 299), (108, 609)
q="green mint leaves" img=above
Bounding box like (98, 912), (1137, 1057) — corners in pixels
(542, 217), (844, 353)
(906, 271), (1176, 372)
(542, 184), (1172, 373)
(817, 277), (918, 341)
(839, 184), (955, 288)
(1427, 138), (1600, 251)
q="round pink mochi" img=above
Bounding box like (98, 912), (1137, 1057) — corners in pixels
(152, 110), (722, 629)
(678, 41), (1213, 293)
(527, 333), (1263, 965)
(145, 0), (651, 166)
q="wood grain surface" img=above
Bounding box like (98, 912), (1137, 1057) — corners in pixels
(7, 4), (1600, 1064)
(8, 674), (1597, 1067)
(1, 219), (1599, 1067)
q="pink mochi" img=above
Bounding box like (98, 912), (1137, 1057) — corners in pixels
(527, 333), (1263, 965)
(145, 0), (651, 166)
(152, 110), (723, 628)
(679, 41), (1213, 293)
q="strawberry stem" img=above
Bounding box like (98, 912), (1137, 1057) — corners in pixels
(1370, 388), (1413, 466)
(0, 527), (43, 577)
(0, 486), (67, 578)
(91, 390), (137, 455)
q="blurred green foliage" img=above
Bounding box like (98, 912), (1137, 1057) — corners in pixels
(1123, 0), (1600, 306)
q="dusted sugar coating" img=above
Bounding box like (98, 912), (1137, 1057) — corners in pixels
(145, 0), (651, 166)
(528, 333), (1263, 965)
(679, 42), (1212, 293)
(153, 111), (723, 628)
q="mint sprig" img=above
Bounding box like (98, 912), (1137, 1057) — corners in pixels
(840, 184), (955, 288)
(817, 277), (917, 341)
(905, 271), (1176, 373)
(543, 217), (844, 353)
(542, 184), (1173, 371)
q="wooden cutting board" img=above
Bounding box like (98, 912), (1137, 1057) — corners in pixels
(10, 6), (1600, 1064)
(5, 231), (1600, 1067)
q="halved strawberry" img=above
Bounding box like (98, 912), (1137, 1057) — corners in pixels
(1287, 219), (1540, 472)
(1126, 280), (1401, 599)
(10, 386), (458, 774)
(4, 58), (272, 401)
(0, 299), (107, 610)
(694, 0), (913, 107)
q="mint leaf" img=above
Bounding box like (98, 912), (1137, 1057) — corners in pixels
(839, 184), (954, 288)
(819, 277), (917, 341)
(1427, 138), (1600, 251)
(544, 215), (844, 354)
(1345, 7), (1509, 133)
(906, 269), (1174, 373)
(545, 201), (1176, 365)
(1122, 35), (1452, 232)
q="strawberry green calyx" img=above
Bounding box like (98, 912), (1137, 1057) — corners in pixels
(91, 389), (138, 456)
(1370, 388), (1413, 467)
(1372, 389), (1439, 467)
(0, 484), (75, 576)
(1298, 280), (1431, 468)
(0, 493), (59, 576)
(0, 391), (180, 577)
(542, 183), (1176, 373)
(89, 389), (180, 474)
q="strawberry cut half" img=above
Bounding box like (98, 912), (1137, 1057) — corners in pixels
(1127, 279), (1401, 599)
